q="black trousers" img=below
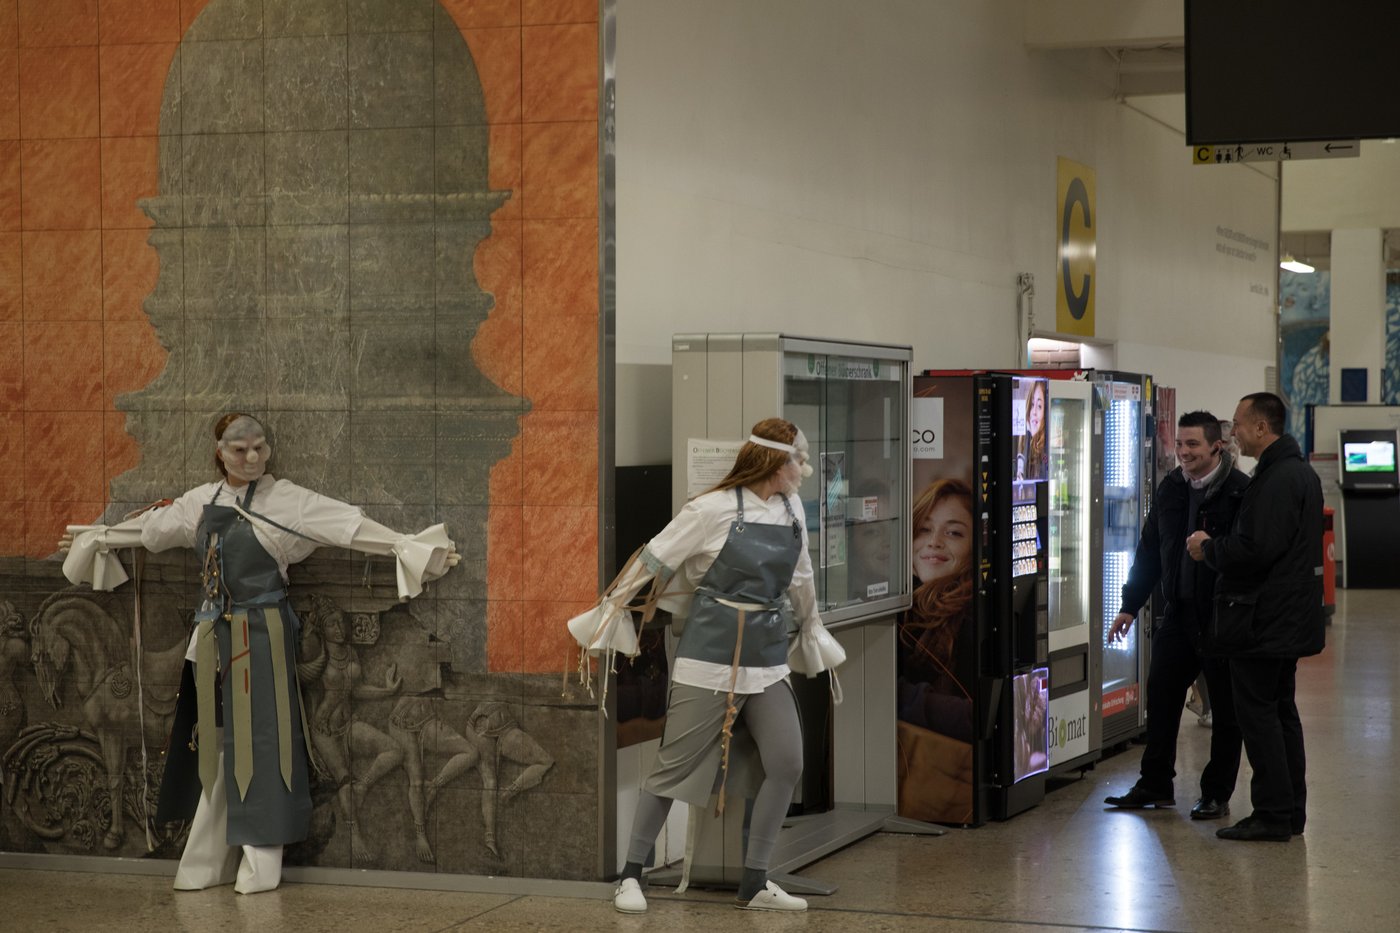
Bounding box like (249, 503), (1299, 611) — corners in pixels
(1137, 604), (1242, 801)
(1228, 656), (1306, 828)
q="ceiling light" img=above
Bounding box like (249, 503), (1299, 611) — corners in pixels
(1280, 254), (1315, 274)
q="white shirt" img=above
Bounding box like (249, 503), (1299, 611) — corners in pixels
(63, 474), (454, 601)
(616, 486), (822, 694)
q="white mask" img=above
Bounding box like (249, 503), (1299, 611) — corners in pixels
(218, 415), (271, 484)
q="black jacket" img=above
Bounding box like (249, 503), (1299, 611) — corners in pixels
(1202, 434), (1326, 658)
(1119, 452), (1250, 630)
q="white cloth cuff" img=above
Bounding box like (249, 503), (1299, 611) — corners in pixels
(62, 523), (144, 591)
(350, 521), (455, 600)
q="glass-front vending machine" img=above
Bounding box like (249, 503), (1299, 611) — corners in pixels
(669, 333), (917, 888)
(1093, 371), (1153, 747)
(1043, 375), (1100, 774)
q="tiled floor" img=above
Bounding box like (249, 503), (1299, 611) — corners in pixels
(3, 588), (1398, 932)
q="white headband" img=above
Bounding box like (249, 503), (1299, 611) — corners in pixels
(749, 435), (796, 454)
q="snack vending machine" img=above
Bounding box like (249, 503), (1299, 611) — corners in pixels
(901, 371), (1050, 826)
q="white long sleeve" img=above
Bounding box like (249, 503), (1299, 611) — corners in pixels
(61, 476), (456, 600)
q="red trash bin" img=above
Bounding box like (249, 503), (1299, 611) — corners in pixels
(1322, 506), (1336, 618)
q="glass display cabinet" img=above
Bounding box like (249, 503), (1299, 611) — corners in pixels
(668, 333), (920, 891)
(671, 333), (913, 628)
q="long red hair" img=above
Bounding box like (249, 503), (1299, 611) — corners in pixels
(903, 478), (974, 666)
(705, 418), (798, 496)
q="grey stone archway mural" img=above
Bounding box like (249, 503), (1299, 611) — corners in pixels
(0, 0), (601, 882)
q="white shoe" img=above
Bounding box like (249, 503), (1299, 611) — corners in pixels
(737, 880), (807, 911)
(613, 877), (647, 913)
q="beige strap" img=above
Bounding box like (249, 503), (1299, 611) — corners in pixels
(229, 611), (255, 800)
(715, 609), (746, 816)
(264, 607), (294, 791)
(194, 615), (220, 799)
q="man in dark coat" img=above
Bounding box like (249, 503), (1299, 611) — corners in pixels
(1104, 411), (1248, 819)
(1188, 392), (1326, 842)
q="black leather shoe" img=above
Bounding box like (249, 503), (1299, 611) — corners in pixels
(1216, 816), (1291, 841)
(1190, 798), (1229, 820)
(1104, 786), (1175, 809)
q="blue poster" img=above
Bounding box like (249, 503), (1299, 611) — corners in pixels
(1279, 269), (1330, 443)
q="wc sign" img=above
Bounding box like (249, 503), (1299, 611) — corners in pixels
(1055, 157), (1096, 337)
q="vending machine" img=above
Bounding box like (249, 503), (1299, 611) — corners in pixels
(1041, 375), (1100, 774)
(990, 371), (1100, 776)
(901, 371), (1050, 825)
(1093, 371), (1153, 747)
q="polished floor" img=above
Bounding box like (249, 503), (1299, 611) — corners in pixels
(3, 588), (1398, 932)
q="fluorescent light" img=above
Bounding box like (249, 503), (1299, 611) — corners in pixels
(1280, 254), (1315, 274)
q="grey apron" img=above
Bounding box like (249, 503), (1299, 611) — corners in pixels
(675, 487), (803, 669)
(190, 480), (312, 847)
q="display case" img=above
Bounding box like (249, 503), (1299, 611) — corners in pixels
(672, 334), (913, 628)
(782, 347), (911, 624)
(668, 333), (921, 893)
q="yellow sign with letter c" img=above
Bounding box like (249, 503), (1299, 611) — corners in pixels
(1056, 157), (1096, 337)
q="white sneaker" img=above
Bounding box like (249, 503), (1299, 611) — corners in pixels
(613, 877), (647, 913)
(737, 880), (807, 911)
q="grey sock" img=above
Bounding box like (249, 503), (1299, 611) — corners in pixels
(737, 866), (765, 901)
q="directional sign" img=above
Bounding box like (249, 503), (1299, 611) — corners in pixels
(1193, 140), (1360, 165)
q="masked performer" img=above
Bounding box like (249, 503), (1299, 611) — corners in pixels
(571, 418), (837, 914)
(61, 412), (457, 894)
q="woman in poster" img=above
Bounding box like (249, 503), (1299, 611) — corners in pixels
(896, 478), (976, 823)
(1015, 379), (1048, 482)
(61, 413), (458, 894)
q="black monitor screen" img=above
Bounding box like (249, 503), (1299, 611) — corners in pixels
(1339, 429), (1400, 488)
(1186, 2), (1400, 144)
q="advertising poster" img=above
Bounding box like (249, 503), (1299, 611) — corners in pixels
(1012, 376), (1048, 485)
(897, 377), (977, 824)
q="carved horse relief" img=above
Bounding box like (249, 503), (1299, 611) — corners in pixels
(15, 591), (186, 850)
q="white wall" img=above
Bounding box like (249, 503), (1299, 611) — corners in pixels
(609, 0), (1278, 868)
(614, 2), (1277, 467)
(1283, 141), (1400, 230)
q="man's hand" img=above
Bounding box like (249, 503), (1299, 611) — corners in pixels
(1108, 611), (1135, 644)
(1186, 530), (1210, 561)
(58, 532), (75, 554)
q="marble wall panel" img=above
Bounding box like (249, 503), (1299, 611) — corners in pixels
(179, 132), (266, 227)
(180, 225), (265, 319)
(265, 223), (350, 317)
(348, 220), (435, 299)
(176, 38), (263, 134)
(264, 34), (349, 132)
(351, 0), (436, 34)
(183, 0), (263, 42)
(265, 0), (347, 38)
(348, 32), (434, 129)
(265, 130), (351, 226)
(347, 127), (435, 222)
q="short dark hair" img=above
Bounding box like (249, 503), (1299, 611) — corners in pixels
(1240, 392), (1287, 436)
(1177, 410), (1222, 446)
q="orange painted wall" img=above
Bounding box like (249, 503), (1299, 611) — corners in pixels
(0, 0), (598, 675)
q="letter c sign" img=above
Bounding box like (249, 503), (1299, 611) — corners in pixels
(1055, 157), (1096, 337)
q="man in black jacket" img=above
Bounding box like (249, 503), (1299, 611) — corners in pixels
(1188, 392), (1326, 842)
(1104, 411), (1248, 819)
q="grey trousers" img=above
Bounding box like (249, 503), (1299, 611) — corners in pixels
(626, 678), (802, 871)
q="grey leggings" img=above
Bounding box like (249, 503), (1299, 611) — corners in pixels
(625, 679), (803, 871)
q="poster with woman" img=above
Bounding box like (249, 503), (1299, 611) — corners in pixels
(897, 376), (977, 824)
